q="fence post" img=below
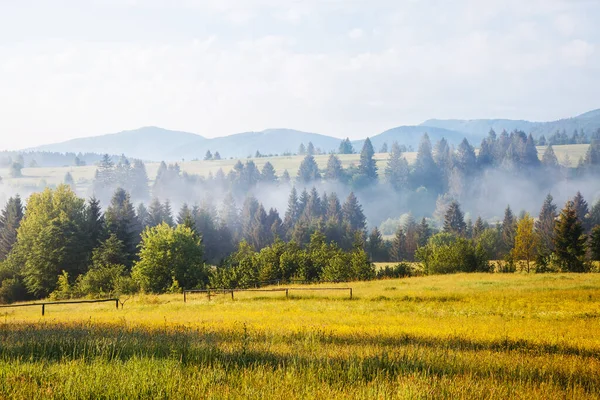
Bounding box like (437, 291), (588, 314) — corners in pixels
(41, 304), (45, 316)
(115, 299), (119, 309)
(350, 288), (353, 299)
(286, 289), (289, 298)
(207, 290), (211, 301)
(184, 291), (186, 303)
(231, 290), (234, 300)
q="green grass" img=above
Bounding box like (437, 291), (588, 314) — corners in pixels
(1, 274), (599, 399)
(0, 143), (588, 190)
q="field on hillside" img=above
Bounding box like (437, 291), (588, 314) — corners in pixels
(1, 274), (600, 399)
(0, 144), (589, 190)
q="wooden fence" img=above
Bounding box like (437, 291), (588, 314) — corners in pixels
(0, 298), (119, 316)
(183, 287), (352, 302)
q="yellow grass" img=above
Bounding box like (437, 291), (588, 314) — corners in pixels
(1, 274), (600, 398)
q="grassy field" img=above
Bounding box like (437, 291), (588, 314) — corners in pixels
(1, 273), (600, 399)
(0, 144), (589, 190)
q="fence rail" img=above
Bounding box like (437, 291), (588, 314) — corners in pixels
(0, 298), (119, 316)
(183, 287), (352, 302)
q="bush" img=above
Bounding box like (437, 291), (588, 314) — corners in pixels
(76, 264), (127, 297)
(416, 233), (489, 275)
(0, 278), (26, 304)
(376, 263), (414, 279)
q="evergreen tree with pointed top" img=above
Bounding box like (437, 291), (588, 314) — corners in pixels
(554, 200), (587, 272)
(325, 154), (345, 182)
(390, 228), (407, 262)
(342, 192), (366, 232)
(417, 217), (431, 247)
(443, 201), (466, 236)
(283, 187), (299, 234)
(280, 169), (291, 184)
(204, 150), (213, 161)
(522, 134), (541, 169)
(412, 133), (442, 192)
(455, 138), (477, 175)
(298, 143), (307, 155)
(297, 154), (321, 184)
(136, 203), (150, 230)
(367, 227), (385, 262)
(384, 142), (410, 192)
(0, 195), (24, 260)
(502, 205), (516, 254)
(358, 137), (378, 183)
(130, 159), (150, 202)
(542, 145), (559, 168)
(589, 198), (600, 228)
(590, 225), (600, 261)
(572, 191), (590, 231)
(260, 161), (278, 183)
(379, 142), (388, 153)
(84, 196), (105, 253)
(473, 216), (485, 239)
(105, 188), (140, 267)
(477, 138), (494, 169)
(339, 138), (354, 154)
(307, 142), (315, 156)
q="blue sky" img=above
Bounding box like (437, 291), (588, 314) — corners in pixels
(1, 0), (599, 149)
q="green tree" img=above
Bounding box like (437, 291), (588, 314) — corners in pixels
(443, 201), (466, 236)
(367, 227), (385, 262)
(204, 150), (213, 161)
(132, 223), (206, 293)
(0, 196), (24, 261)
(512, 213), (538, 273)
(325, 154), (345, 182)
(554, 201), (587, 272)
(572, 191), (590, 231)
(535, 194), (557, 255)
(502, 206), (516, 254)
(358, 137), (378, 183)
(297, 154), (321, 184)
(104, 188), (140, 267)
(338, 138), (354, 154)
(307, 142), (315, 156)
(384, 142), (410, 192)
(260, 162), (278, 183)
(590, 226), (600, 261)
(10, 186), (88, 298)
(342, 192), (366, 232)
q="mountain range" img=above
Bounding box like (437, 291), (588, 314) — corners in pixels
(27, 109), (600, 161)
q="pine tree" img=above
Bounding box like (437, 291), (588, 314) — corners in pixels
(358, 138), (378, 183)
(412, 133), (442, 192)
(84, 196), (105, 252)
(260, 162), (278, 183)
(367, 227), (384, 262)
(177, 203), (193, 226)
(325, 154), (344, 181)
(136, 203), (150, 230)
(522, 134), (541, 169)
(390, 228), (407, 262)
(477, 138), (494, 169)
(589, 198), (600, 228)
(379, 143), (388, 153)
(204, 150), (213, 161)
(148, 198), (164, 227)
(0, 196), (24, 260)
(307, 142), (315, 156)
(502, 206), (516, 253)
(554, 201), (587, 272)
(384, 142), (410, 192)
(130, 159), (150, 202)
(572, 191), (590, 231)
(339, 138), (354, 154)
(214, 152), (221, 160)
(455, 138), (477, 175)
(304, 187), (322, 222)
(342, 192), (366, 232)
(280, 170), (291, 184)
(542, 145), (559, 168)
(283, 187), (300, 235)
(64, 172), (75, 188)
(298, 143), (306, 155)
(417, 218), (431, 247)
(473, 216), (485, 238)
(220, 193), (240, 238)
(297, 154), (321, 184)
(443, 201), (466, 235)
(104, 188), (140, 267)
(591, 225), (600, 261)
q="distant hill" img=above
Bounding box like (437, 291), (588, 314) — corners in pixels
(23, 109), (600, 161)
(30, 127), (206, 161)
(354, 126), (473, 152)
(421, 109), (600, 140)
(169, 129), (341, 160)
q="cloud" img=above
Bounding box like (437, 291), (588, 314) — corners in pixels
(0, 0), (599, 150)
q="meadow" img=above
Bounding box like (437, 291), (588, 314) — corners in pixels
(1, 273), (599, 399)
(0, 144), (589, 189)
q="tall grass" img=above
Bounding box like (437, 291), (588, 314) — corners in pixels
(1, 273), (599, 399)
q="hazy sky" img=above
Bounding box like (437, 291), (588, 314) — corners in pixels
(1, 0), (599, 150)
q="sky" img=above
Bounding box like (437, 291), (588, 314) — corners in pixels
(0, 0), (599, 150)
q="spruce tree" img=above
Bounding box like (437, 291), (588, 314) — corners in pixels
(359, 138), (378, 183)
(325, 154), (344, 181)
(501, 206), (516, 253)
(104, 188), (140, 267)
(477, 138), (494, 169)
(412, 133), (442, 192)
(443, 201), (466, 236)
(390, 228), (407, 262)
(298, 143), (306, 155)
(214, 151), (221, 160)
(148, 198), (164, 227)
(204, 150), (213, 161)
(84, 196), (105, 252)
(297, 154), (321, 184)
(417, 217), (431, 247)
(589, 198), (600, 228)
(384, 142), (410, 192)
(130, 159), (150, 202)
(283, 187), (299, 234)
(535, 194), (557, 253)
(473, 216), (485, 238)
(455, 138), (477, 175)
(260, 162), (278, 183)
(307, 142), (315, 156)
(280, 170), (291, 184)
(342, 192), (366, 232)
(572, 191), (590, 231)
(554, 201), (587, 272)
(590, 225), (600, 261)
(542, 145), (559, 168)
(0, 196), (24, 260)
(522, 134), (541, 169)
(367, 227), (384, 262)
(379, 142), (388, 153)
(338, 138), (354, 154)
(163, 200), (174, 227)
(136, 203), (150, 230)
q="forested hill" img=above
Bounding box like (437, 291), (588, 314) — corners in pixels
(421, 109), (600, 138)
(23, 109), (600, 161)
